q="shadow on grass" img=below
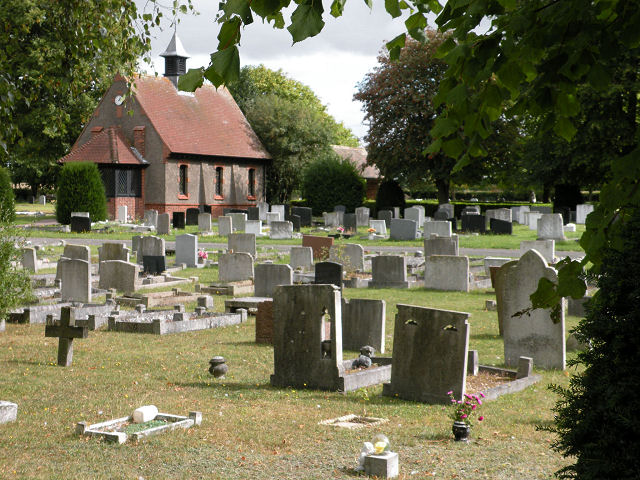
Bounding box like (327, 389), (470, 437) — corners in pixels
(335, 466), (366, 478)
(470, 333), (503, 340)
(415, 431), (452, 442)
(174, 380), (276, 392)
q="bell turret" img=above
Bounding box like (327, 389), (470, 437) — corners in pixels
(160, 29), (190, 88)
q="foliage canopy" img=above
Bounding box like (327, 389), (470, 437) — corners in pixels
(55, 163), (107, 225)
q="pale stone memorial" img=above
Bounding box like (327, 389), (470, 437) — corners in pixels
(369, 219), (387, 236)
(22, 247), (38, 273)
(99, 260), (139, 292)
(218, 216), (232, 236)
(59, 258), (91, 303)
(198, 213), (212, 232)
(424, 234), (458, 256)
(329, 243), (365, 272)
(355, 207), (370, 227)
(289, 246), (314, 271)
(117, 205), (128, 223)
(229, 213), (247, 232)
(390, 218), (417, 240)
(254, 263), (293, 297)
(537, 213), (566, 241)
(156, 213), (170, 235)
(520, 240), (555, 264)
(228, 233), (256, 258)
(266, 212), (280, 225)
(423, 220), (452, 238)
(424, 255), (469, 292)
(218, 253), (254, 282)
(369, 256), (408, 288)
(576, 204), (594, 224)
(175, 234), (198, 268)
(269, 221), (293, 239)
(245, 220), (262, 236)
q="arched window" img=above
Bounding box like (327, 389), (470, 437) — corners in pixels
(248, 168), (256, 198)
(179, 164), (188, 196)
(215, 166), (224, 197)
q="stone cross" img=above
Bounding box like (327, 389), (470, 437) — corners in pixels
(44, 307), (88, 366)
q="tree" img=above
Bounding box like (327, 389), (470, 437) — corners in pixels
(0, 0), (147, 195)
(0, 167), (16, 224)
(55, 163), (107, 225)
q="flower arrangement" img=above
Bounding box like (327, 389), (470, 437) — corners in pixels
(367, 227), (376, 234)
(336, 226), (345, 233)
(447, 391), (485, 426)
(198, 250), (208, 260)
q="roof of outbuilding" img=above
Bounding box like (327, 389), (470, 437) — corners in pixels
(331, 145), (380, 179)
(132, 75), (270, 160)
(60, 127), (148, 165)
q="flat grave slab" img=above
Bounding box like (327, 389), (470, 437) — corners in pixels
(225, 296), (272, 314)
(319, 414), (388, 430)
(9, 302), (116, 324)
(108, 310), (245, 335)
(115, 290), (198, 308)
(77, 411), (202, 444)
(198, 280), (254, 296)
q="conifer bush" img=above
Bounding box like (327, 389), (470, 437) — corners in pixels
(55, 162), (107, 224)
(375, 179), (406, 214)
(302, 152), (365, 215)
(0, 167), (16, 223)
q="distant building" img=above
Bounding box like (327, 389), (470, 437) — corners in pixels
(332, 145), (381, 200)
(59, 32), (270, 220)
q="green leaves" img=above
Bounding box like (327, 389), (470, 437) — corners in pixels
(178, 67), (204, 92)
(386, 33), (406, 61)
(330, 0), (347, 18)
(287, 2), (325, 43)
(384, 0), (401, 18)
(205, 47), (240, 87)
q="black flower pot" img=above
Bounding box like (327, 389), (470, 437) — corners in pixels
(452, 421), (471, 442)
(208, 356), (228, 378)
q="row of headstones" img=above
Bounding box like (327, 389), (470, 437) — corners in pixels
(216, 214), (296, 239)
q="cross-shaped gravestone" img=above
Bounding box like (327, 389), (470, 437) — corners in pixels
(44, 307), (88, 366)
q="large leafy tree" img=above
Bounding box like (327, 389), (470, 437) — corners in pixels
(0, 0), (147, 195)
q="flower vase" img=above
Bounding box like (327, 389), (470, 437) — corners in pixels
(452, 421), (471, 442)
(368, 234), (374, 240)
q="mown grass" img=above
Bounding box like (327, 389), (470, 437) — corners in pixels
(1, 280), (581, 479)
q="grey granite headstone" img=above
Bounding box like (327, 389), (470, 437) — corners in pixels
(142, 256), (166, 275)
(377, 210), (393, 228)
(537, 214), (566, 240)
(143, 210), (158, 228)
(228, 233), (256, 258)
(437, 203), (454, 219)
(390, 218), (417, 240)
(404, 207), (423, 227)
(490, 218), (513, 235)
(271, 204), (285, 219)
(266, 212), (281, 225)
(355, 207), (370, 227)
(576, 204), (594, 224)
(424, 234), (459, 256)
(424, 255), (469, 292)
(157, 213), (170, 235)
(229, 213), (247, 232)
(290, 214), (301, 232)
(483, 257), (511, 276)
(485, 208), (512, 228)
(343, 213), (357, 233)
(423, 220), (452, 237)
(369, 219), (387, 236)
(289, 246), (314, 271)
(245, 220), (262, 236)
(198, 213), (212, 232)
(59, 258), (91, 303)
(342, 298), (386, 353)
(254, 263), (293, 297)
(461, 214), (486, 233)
(329, 243), (364, 272)
(291, 206), (312, 227)
(218, 253), (254, 282)
(269, 221), (293, 239)
(520, 240), (555, 264)
(70, 216), (91, 233)
(369, 256), (408, 288)
(247, 207), (260, 221)
(186, 208), (200, 226)
(99, 260), (139, 293)
(175, 234), (198, 268)
(218, 216), (232, 236)
(323, 211), (340, 227)
(22, 247), (37, 273)
(258, 202), (269, 221)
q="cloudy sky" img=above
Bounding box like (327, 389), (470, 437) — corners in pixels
(137, 0), (417, 141)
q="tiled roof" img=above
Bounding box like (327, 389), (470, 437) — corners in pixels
(60, 127), (147, 165)
(133, 76), (270, 160)
(332, 145), (380, 179)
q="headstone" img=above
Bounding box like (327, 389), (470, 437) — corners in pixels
(289, 214), (301, 232)
(423, 220), (452, 237)
(364, 452), (399, 479)
(369, 256), (408, 288)
(437, 203), (454, 219)
(63, 244), (90, 262)
(183, 208), (199, 226)
(38, 195), (46, 205)
(424, 234), (459, 256)
(59, 258), (91, 303)
(245, 220), (262, 236)
(140, 236), (165, 259)
(270, 221), (293, 239)
(99, 260), (139, 292)
(461, 214), (486, 233)
(564, 223), (576, 233)
(329, 244), (365, 272)
(0, 401), (17, 424)
(117, 205), (128, 223)
(342, 298), (386, 353)
(289, 246), (314, 271)
(247, 207), (260, 221)
(323, 211), (340, 227)
(266, 212), (281, 225)
(228, 233), (256, 258)
(175, 234), (198, 268)
(383, 304), (469, 403)
(537, 214), (566, 240)
(144, 210), (158, 228)
(511, 205), (530, 224)
(424, 255), (469, 292)
(142, 256), (166, 275)
(291, 206), (312, 227)
(485, 208), (512, 228)
(218, 253), (254, 282)
(255, 300), (274, 344)
(483, 257), (511, 276)
(302, 235), (334, 260)
(22, 247), (38, 273)
(254, 264), (293, 297)
(343, 213), (357, 233)
(520, 240), (555, 264)
(377, 210), (393, 228)
(271, 205), (286, 219)
(355, 207), (370, 227)
(490, 218), (513, 235)
(433, 210), (450, 221)
(45, 306), (88, 366)
(525, 211), (543, 230)
(314, 261), (343, 290)
(229, 212), (247, 232)
(334, 205), (346, 213)
(218, 216), (232, 236)
(499, 249), (565, 369)
(71, 211), (90, 218)
(461, 206), (480, 216)
(390, 218), (417, 240)
(530, 206), (552, 214)
(393, 207), (400, 219)
(98, 243), (130, 276)
(576, 204), (594, 224)
(198, 213), (212, 232)
(404, 207), (423, 227)
(172, 211), (185, 229)
(157, 213), (170, 235)
(369, 219), (387, 236)
(70, 215), (91, 233)
(257, 202), (269, 221)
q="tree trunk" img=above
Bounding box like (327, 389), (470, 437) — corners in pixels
(435, 177), (450, 204)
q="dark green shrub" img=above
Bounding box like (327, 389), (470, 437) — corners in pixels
(375, 179), (406, 213)
(0, 167), (16, 223)
(548, 208), (640, 479)
(302, 152), (365, 215)
(56, 163), (107, 224)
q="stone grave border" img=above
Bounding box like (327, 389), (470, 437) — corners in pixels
(318, 414), (389, 430)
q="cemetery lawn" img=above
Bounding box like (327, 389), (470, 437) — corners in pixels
(1, 288), (581, 479)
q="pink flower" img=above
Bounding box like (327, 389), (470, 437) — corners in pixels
(480, 393), (485, 398)
(478, 416), (484, 421)
(447, 391), (453, 395)
(477, 399), (482, 405)
(471, 405), (477, 410)
(461, 414), (467, 419)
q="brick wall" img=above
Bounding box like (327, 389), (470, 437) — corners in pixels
(107, 196), (144, 220)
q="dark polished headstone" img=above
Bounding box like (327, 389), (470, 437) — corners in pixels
(377, 210), (393, 228)
(186, 208), (200, 225)
(142, 255), (167, 275)
(172, 212), (185, 229)
(247, 207), (260, 221)
(291, 206), (312, 227)
(461, 214), (486, 233)
(290, 214), (301, 232)
(343, 213), (357, 233)
(433, 210), (449, 221)
(314, 261), (343, 290)
(490, 218), (513, 235)
(70, 216), (91, 233)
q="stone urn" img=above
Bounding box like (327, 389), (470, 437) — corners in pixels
(452, 421), (471, 442)
(208, 356), (228, 378)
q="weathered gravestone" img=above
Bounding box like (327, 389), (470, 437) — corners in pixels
(22, 247), (38, 273)
(329, 244), (364, 272)
(269, 221), (293, 239)
(255, 300), (274, 344)
(254, 263), (293, 297)
(140, 236), (166, 274)
(229, 213), (247, 232)
(511, 206), (530, 224)
(483, 257), (511, 276)
(490, 218), (513, 235)
(0, 401), (17, 424)
(377, 210), (393, 228)
(369, 256), (408, 289)
(461, 214), (486, 233)
(228, 233), (256, 258)
(218, 253), (254, 282)
(498, 249), (565, 370)
(423, 220), (452, 237)
(289, 246), (314, 271)
(355, 207), (370, 227)
(56, 244), (91, 281)
(343, 213), (357, 233)
(271, 204), (286, 220)
(117, 205), (128, 223)
(424, 234), (459, 256)
(437, 203), (454, 219)
(156, 213), (170, 235)
(217, 216), (232, 236)
(461, 206), (480, 216)
(98, 242), (130, 275)
(59, 258), (91, 303)
(390, 219), (417, 240)
(266, 212), (281, 225)
(289, 215), (301, 232)
(172, 211), (185, 229)
(576, 204), (594, 224)
(383, 304), (470, 403)
(524, 211), (543, 230)
(99, 260), (139, 293)
(247, 206), (260, 221)
(45, 306), (89, 366)
(315, 261), (343, 290)
(291, 206), (312, 227)
(342, 298), (386, 353)
(38, 194), (46, 205)
(424, 255), (470, 292)
(520, 240), (555, 264)
(198, 213), (212, 232)
(537, 214), (566, 241)
(144, 210), (158, 228)
(433, 210), (450, 221)
(302, 235), (334, 260)
(257, 202), (269, 221)
(175, 234), (198, 268)
(485, 208), (512, 228)
(70, 215), (91, 233)
(245, 220), (262, 236)
(369, 219), (387, 236)
(404, 207), (423, 228)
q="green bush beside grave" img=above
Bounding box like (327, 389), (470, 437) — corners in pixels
(55, 162), (107, 225)
(0, 166), (16, 223)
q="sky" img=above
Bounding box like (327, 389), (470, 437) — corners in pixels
(137, 0), (415, 141)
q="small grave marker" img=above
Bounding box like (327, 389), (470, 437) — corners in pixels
(44, 307), (88, 366)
